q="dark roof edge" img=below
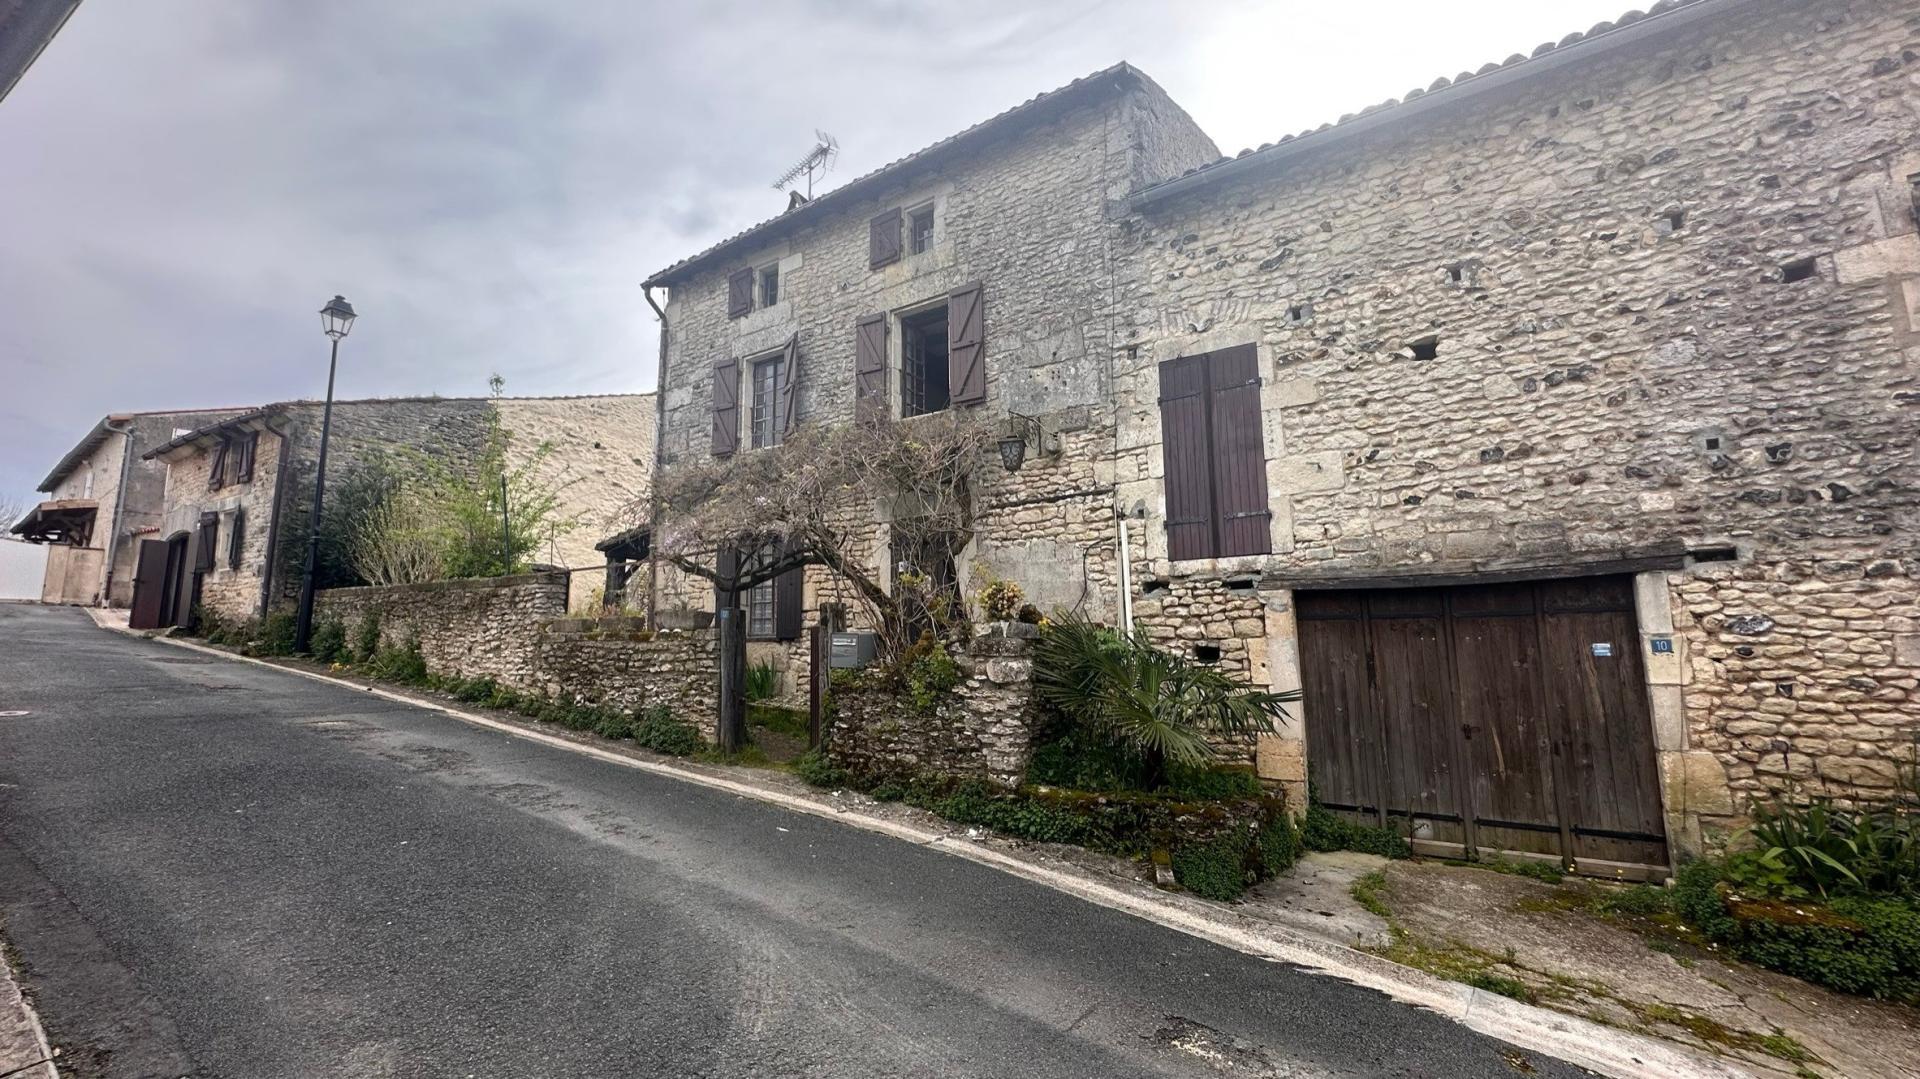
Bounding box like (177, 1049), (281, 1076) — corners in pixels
(140, 406), (287, 461)
(1131, 0), (1755, 211)
(36, 415), (118, 492)
(643, 62), (1143, 288)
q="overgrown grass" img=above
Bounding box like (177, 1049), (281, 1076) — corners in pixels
(1299, 803), (1412, 859)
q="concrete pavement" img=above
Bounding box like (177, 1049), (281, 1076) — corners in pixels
(0, 603), (1601, 1078)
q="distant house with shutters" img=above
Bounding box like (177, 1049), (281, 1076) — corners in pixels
(644, 0), (1920, 871)
(131, 393), (654, 630)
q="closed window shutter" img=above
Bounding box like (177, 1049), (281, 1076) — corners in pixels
(712, 359), (740, 457)
(854, 315), (888, 423)
(727, 269), (754, 319)
(207, 440), (228, 490)
(714, 544), (739, 613)
(774, 562), (804, 640)
(869, 208), (901, 269)
(778, 333), (801, 436)
(947, 282), (986, 406)
(1157, 354), (1216, 561)
(228, 508), (247, 569)
(1206, 344), (1272, 557)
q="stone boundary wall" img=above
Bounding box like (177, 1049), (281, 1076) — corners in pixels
(313, 572), (717, 735)
(314, 571), (567, 687)
(826, 623), (1040, 786)
(535, 618), (718, 741)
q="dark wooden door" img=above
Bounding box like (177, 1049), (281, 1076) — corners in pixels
(129, 540), (170, 630)
(1298, 575), (1667, 877)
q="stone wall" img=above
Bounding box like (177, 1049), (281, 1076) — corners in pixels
(313, 571), (569, 687)
(311, 571), (720, 739)
(825, 623), (1041, 787)
(1107, 0), (1920, 847)
(534, 619), (717, 740)
(158, 426), (288, 625)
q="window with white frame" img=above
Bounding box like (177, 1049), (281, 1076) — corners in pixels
(908, 204), (935, 255)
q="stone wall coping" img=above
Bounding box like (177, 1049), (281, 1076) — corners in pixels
(317, 570), (570, 600)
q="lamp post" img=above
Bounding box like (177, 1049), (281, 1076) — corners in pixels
(294, 295), (357, 654)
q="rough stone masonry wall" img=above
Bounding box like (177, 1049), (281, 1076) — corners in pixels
(827, 624), (1041, 787)
(313, 571), (569, 687)
(312, 572), (719, 738)
(1112, 0), (1920, 842)
(650, 75), (1219, 654)
(158, 429), (287, 624)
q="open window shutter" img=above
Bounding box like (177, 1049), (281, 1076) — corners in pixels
(714, 544), (739, 613)
(947, 282), (986, 406)
(712, 359), (740, 457)
(1207, 345), (1272, 557)
(195, 512), (219, 572)
(854, 315), (888, 423)
(779, 333), (801, 436)
(233, 432), (254, 483)
(228, 508), (247, 569)
(1158, 354), (1216, 561)
(206, 440), (228, 490)
(774, 558), (804, 641)
(727, 269), (754, 319)
(869, 208), (901, 269)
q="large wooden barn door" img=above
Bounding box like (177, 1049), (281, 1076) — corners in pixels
(1298, 575), (1668, 878)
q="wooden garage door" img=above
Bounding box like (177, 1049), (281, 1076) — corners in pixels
(1298, 576), (1668, 878)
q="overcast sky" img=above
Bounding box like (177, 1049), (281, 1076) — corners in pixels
(0, 0), (1633, 500)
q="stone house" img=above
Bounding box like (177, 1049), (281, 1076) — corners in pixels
(136, 393), (653, 629)
(646, 0), (1916, 871)
(642, 62), (1220, 699)
(10, 408), (248, 606)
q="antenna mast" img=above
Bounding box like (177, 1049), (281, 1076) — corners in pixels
(772, 130), (839, 198)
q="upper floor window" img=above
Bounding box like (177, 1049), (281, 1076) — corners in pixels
(759, 264), (779, 307)
(751, 353), (787, 448)
(900, 304), (950, 418)
(908, 205), (935, 255)
(1158, 344), (1272, 561)
(208, 431), (258, 491)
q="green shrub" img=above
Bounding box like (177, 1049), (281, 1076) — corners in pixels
(593, 708), (635, 740)
(1300, 803), (1411, 859)
(310, 619), (347, 664)
(1596, 884), (1673, 918)
(632, 707), (700, 757)
(453, 677), (500, 704)
(1173, 829), (1257, 901)
(1026, 725), (1265, 802)
(353, 613), (381, 663)
(1032, 613), (1296, 788)
(1164, 764), (1263, 802)
(368, 640), (428, 684)
(747, 703), (810, 739)
(1257, 814), (1301, 877)
(1746, 790), (1919, 900)
(257, 610), (298, 656)
(745, 660), (779, 702)
(899, 634), (963, 713)
(794, 748), (849, 788)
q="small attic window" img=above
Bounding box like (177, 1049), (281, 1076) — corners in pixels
(1409, 337), (1440, 362)
(1286, 302), (1312, 325)
(1193, 644), (1222, 664)
(1446, 265), (1466, 284)
(1780, 257), (1818, 283)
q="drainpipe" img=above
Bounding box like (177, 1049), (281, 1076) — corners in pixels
(1115, 508), (1134, 631)
(257, 427), (292, 617)
(99, 417), (135, 607)
(642, 283), (670, 632)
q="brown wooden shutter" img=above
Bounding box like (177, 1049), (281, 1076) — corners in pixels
(206, 440), (228, 490)
(869, 208), (901, 269)
(774, 561), (804, 640)
(1206, 344), (1272, 557)
(712, 359), (740, 457)
(195, 512), (219, 572)
(947, 282), (986, 406)
(1158, 354), (1216, 561)
(235, 432), (257, 483)
(854, 315), (888, 422)
(727, 269), (753, 319)
(228, 508), (247, 569)
(714, 544), (739, 613)
(778, 333), (801, 436)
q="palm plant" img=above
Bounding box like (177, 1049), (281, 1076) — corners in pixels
(1032, 614), (1297, 789)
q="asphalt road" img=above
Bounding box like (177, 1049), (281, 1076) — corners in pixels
(0, 604), (1590, 1078)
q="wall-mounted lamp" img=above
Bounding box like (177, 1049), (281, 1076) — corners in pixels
(997, 412), (1058, 473)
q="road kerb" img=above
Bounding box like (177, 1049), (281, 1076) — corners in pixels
(96, 615), (1752, 1079)
(0, 945), (59, 1079)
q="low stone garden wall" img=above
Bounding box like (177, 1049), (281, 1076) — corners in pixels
(313, 572), (717, 735)
(534, 617), (718, 740)
(825, 622), (1041, 787)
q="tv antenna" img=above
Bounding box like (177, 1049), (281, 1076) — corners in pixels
(773, 130), (839, 198)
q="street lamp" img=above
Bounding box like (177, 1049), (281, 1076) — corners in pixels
(294, 295), (357, 654)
